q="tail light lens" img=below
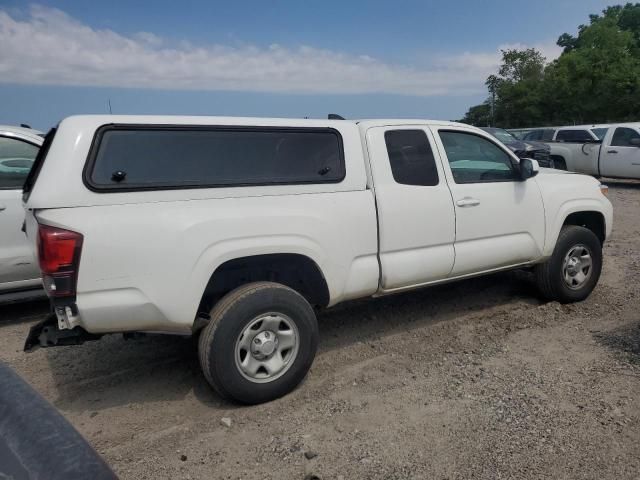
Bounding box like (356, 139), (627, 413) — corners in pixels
(37, 224), (83, 297)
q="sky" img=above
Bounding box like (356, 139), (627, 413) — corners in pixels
(0, 0), (610, 130)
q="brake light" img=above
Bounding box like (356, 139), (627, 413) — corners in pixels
(37, 224), (83, 297)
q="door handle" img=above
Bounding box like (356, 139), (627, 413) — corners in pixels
(607, 150), (618, 154)
(456, 198), (480, 207)
(0, 205), (6, 212)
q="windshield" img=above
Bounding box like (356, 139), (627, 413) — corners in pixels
(591, 128), (608, 140)
(488, 128), (516, 143)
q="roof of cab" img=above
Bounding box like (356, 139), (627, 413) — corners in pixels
(59, 114), (469, 130)
(0, 125), (44, 143)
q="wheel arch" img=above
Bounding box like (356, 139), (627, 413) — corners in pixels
(196, 253), (331, 322)
(549, 144), (572, 170)
(562, 211), (606, 245)
(545, 203), (608, 257)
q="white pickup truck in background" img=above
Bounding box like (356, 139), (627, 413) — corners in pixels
(521, 124), (640, 179)
(22, 115), (612, 404)
(545, 124), (640, 179)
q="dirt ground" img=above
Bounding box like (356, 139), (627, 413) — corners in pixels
(1, 180), (639, 480)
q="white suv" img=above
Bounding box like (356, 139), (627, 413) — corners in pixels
(0, 125), (43, 298)
(23, 115), (612, 403)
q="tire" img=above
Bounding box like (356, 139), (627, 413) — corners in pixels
(198, 281), (318, 404)
(535, 225), (602, 303)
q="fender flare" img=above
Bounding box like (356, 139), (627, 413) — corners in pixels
(543, 199), (608, 257)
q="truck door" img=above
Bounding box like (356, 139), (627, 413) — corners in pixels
(0, 135), (41, 291)
(430, 126), (545, 276)
(600, 126), (640, 179)
(366, 126), (455, 290)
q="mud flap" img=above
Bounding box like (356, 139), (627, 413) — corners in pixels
(24, 314), (102, 352)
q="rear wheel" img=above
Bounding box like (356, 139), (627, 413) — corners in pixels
(198, 281), (318, 404)
(535, 225), (602, 303)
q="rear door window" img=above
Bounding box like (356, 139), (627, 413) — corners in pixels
(87, 126), (345, 190)
(384, 130), (439, 186)
(0, 136), (39, 189)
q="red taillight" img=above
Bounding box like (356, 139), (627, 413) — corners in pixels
(37, 224), (83, 297)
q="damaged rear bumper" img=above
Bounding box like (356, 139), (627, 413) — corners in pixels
(24, 313), (102, 352)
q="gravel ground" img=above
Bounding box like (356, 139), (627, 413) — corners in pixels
(1, 180), (639, 480)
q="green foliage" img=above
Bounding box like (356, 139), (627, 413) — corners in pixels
(459, 102), (491, 126)
(459, 3), (640, 128)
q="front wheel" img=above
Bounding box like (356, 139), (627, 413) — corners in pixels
(535, 225), (602, 303)
(198, 282), (318, 404)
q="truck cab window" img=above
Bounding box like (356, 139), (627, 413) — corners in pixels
(542, 129), (556, 141)
(591, 128), (608, 140)
(0, 136), (39, 189)
(384, 130), (439, 186)
(524, 130), (542, 141)
(611, 127), (640, 147)
(439, 131), (517, 183)
(556, 129), (593, 142)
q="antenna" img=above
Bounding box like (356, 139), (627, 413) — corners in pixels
(108, 99), (113, 114)
(328, 113), (345, 120)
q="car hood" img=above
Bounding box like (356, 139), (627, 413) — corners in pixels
(537, 166), (572, 175)
(522, 140), (549, 151)
(505, 139), (549, 153)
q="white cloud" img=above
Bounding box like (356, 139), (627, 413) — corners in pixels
(0, 5), (559, 97)
(500, 42), (563, 63)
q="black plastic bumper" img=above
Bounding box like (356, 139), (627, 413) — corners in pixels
(24, 314), (102, 352)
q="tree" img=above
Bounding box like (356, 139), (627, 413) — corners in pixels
(459, 102), (491, 126)
(459, 49), (545, 127)
(459, 3), (640, 128)
(545, 4), (640, 123)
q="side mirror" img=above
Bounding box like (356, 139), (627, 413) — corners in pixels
(520, 158), (539, 180)
(630, 138), (640, 147)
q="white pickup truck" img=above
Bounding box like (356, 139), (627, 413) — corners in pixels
(23, 115), (612, 404)
(526, 124), (640, 179)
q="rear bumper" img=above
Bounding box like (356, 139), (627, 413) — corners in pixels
(24, 313), (101, 351)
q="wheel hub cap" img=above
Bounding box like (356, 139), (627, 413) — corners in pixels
(562, 244), (593, 289)
(251, 331), (278, 359)
(566, 257), (581, 275)
(234, 313), (299, 384)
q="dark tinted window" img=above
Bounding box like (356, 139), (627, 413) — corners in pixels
(611, 127), (640, 147)
(0, 136), (39, 189)
(384, 130), (439, 186)
(556, 129), (593, 142)
(23, 128), (55, 199)
(591, 128), (608, 140)
(523, 129), (541, 141)
(439, 131), (517, 183)
(88, 126), (345, 189)
(523, 129), (555, 141)
(541, 129), (555, 141)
